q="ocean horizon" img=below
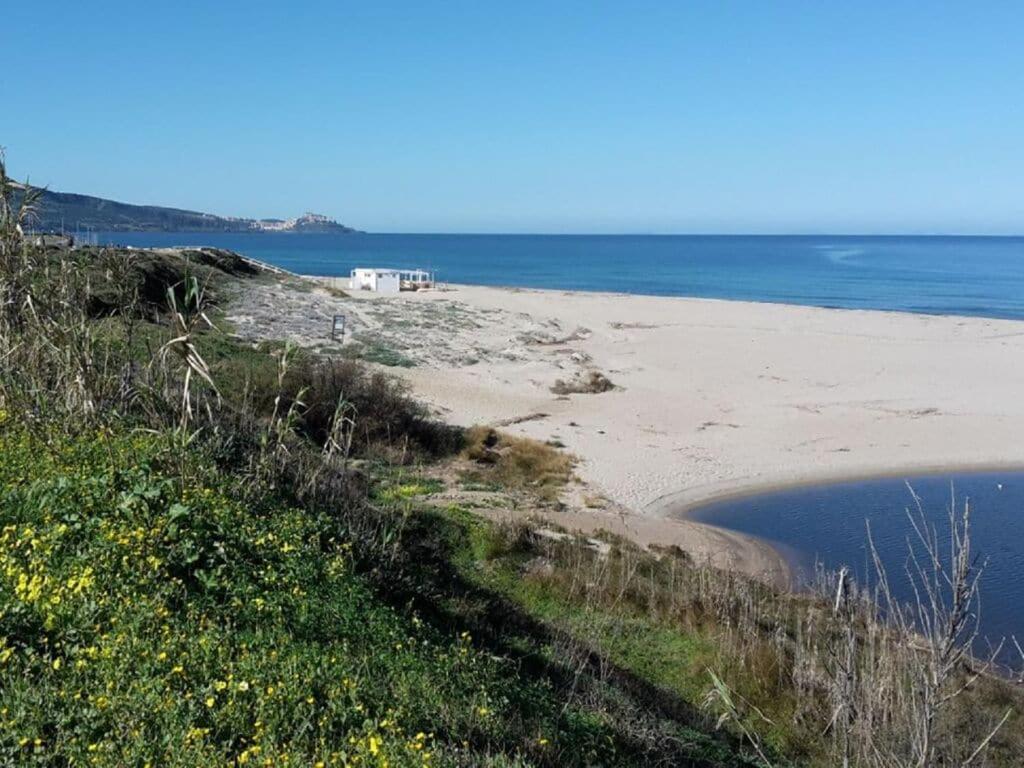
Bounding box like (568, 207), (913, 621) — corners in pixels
(98, 232), (1024, 321)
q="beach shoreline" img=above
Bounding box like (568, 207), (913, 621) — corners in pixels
(230, 275), (1024, 584)
(647, 459), (1024, 519)
(650, 461), (1024, 590)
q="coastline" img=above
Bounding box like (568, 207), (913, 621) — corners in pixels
(648, 459), (1024, 519)
(650, 461), (1024, 592)
(231, 274), (1024, 585)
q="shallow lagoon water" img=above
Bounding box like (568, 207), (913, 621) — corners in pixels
(689, 472), (1024, 657)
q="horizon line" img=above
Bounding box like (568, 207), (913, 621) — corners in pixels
(92, 229), (1024, 238)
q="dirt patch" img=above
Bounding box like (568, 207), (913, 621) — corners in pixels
(226, 275), (584, 371)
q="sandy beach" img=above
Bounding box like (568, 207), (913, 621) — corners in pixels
(228, 276), (1024, 584)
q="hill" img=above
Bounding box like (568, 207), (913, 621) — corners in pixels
(19, 184), (358, 233)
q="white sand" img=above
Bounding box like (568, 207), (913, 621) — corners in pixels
(380, 284), (1024, 509)
(234, 278), (1024, 583)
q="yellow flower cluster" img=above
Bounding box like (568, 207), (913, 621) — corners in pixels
(1, 522), (97, 635)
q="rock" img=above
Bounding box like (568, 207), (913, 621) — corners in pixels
(521, 556), (556, 579)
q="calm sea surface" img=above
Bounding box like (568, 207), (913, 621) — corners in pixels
(690, 473), (1024, 660)
(98, 233), (1024, 320)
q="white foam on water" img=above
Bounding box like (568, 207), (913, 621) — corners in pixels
(815, 245), (866, 266)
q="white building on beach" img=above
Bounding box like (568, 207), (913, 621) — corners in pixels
(351, 267), (401, 294)
(350, 267), (434, 294)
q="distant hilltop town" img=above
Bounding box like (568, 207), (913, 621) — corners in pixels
(253, 212), (348, 232)
(16, 183), (359, 234)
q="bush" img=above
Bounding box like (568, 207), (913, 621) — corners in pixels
(462, 427), (574, 501)
(206, 342), (462, 461)
(81, 247), (251, 319)
(279, 357), (463, 459)
(550, 371), (614, 395)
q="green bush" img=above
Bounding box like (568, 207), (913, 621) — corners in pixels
(251, 356), (462, 460)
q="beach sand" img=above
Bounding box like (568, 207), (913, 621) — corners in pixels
(228, 277), (1024, 584)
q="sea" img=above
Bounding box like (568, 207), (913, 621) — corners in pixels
(97, 232), (1024, 321)
(98, 231), (1024, 655)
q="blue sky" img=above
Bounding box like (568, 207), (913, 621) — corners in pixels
(3, 2), (1022, 233)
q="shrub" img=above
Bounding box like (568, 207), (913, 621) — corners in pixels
(462, 427), (574, 501)
(82, 247), (249, 319)
(279, 357), (463, 459)
(550, 371), (615, 395)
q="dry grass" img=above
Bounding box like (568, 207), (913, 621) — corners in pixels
(461, 426), (574, 502)
(478, 514), (1024, 765)
(550, 369), (615, 395)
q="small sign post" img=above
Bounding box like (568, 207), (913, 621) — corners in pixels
(332, 314), (346, 342)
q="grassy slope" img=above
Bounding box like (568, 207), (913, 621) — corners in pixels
(0, 422), (582, 766)
(390, 499), (804, 764)
(0, 421), (761, 767)
(367, 468), (1024, 767)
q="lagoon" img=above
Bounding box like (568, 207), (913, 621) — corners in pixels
(689, 472), (1024, 660)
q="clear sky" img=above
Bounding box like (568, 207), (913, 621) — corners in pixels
(3, 2), (1022, 234)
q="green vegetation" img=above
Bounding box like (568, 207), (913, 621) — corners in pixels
(0, 423), (518, 765)
(343, 333), (418, 368)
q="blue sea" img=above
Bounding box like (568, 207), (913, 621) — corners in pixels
(691, 473), (1024, 664)
(98, 233), (1024, 321)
